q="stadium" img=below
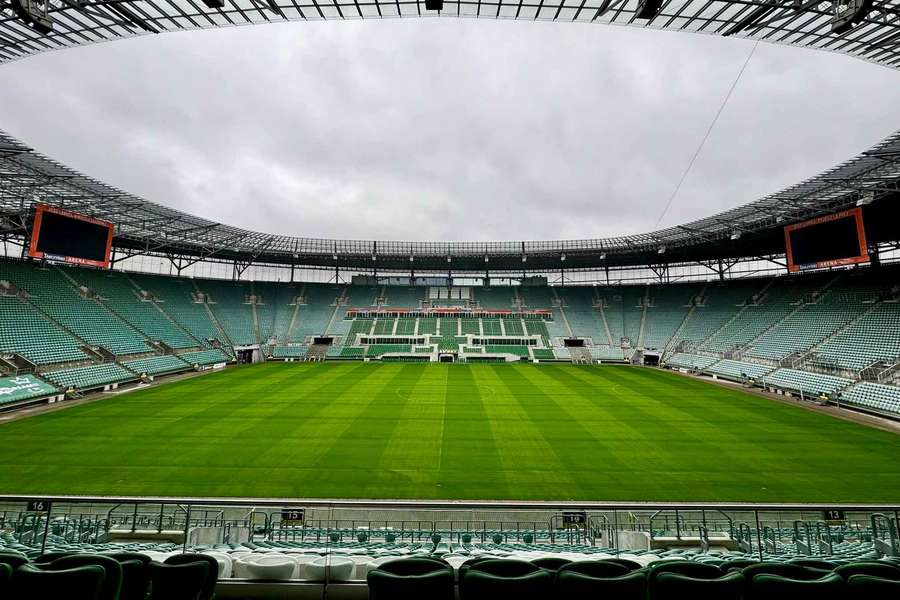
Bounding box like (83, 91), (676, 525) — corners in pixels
(1, 0), (900, 598)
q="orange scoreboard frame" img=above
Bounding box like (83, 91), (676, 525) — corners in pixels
(28, 204), (115, 268)
(784, 207), (869, 273)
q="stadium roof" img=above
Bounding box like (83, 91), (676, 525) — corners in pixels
(1, 1), (899, 272)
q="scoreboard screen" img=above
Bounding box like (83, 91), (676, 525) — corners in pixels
(784, 208), (868, 273)
(28, 204), (114, 268)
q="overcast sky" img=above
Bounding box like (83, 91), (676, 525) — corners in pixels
(1, 20), (899, 242)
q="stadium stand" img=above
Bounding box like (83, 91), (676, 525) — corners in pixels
(842, 382), (900, 414)
(1, 258), (900, 404)
(271, 345), (308, 359)
(760, 368), (853, 396)
(706, 359), (774, 381)
(122, 355), (190, 376)
(43, 363), (135, 390)
(67, 267), (198, 350)
(178, 349), (231, 366)
(130, 273), (226, 348)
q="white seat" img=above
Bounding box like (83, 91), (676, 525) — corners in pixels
(202, 552), (233, 579)
(302, 556), (355, 582)
(243, 555), (297, 580)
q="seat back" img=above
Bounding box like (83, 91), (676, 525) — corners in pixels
(654, 571), (745, 599)
(742, 562), (829, 581)
(148, 561), (210, 600)
(13, 564), (106, 600)
(34, 551), (78, 564)
(847, 574), (900, 593)
(749, 572), (844, 600)
(367, 566), (455, 600)
(465, 559), (541, 577)
(531, 557), (571, 572)
(460, 569), (552, 600)
(117, 559), (151, 600)
(555, 570), (647, 599)
(164, 553), (219, 600)
(557, 560), (630, 579)
(0, 553), (29, 570)
(49, 554), (123, 600)
(834, 561), (900, 580)
(376, 557), (452, 576)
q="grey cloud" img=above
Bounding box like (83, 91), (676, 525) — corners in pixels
(0, 19), (898, 243)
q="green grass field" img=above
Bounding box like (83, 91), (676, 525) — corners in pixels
(1, 363), (898, 502)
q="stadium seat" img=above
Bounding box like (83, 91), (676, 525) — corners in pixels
(302, 556), (354, 581)
(0, 553), (29, 570)
(376, 557), (452, 576)
(653, 571), (745, 599)
(834, 562), (900, 580)
(460, 569), (552, 600)
(34, 551), (78, 564)
(12, 564), (106, 600)
(647, 560), (724, 597)
(789, 558), (837, 570)
(148, 561), (210, 600)
(741, 562), (829, 581)
(600, 557), (643, 571)
(530, 557), (571, 571)
(47, 555), (123, 600)
(367, 559), (454, 600)
(164, 553), (219, 597)
(555, 569), (647, 599)
(747, 572), (844, 600)
(846, 574), (900, 593)
(557, 560), (630, 578)
(111, 560), (150, 600)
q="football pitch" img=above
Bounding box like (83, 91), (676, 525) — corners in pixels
(1, 363), (898, 502)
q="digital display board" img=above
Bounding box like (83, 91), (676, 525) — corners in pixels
(28, 204), (114, 268)
(784, 208), (868, 273)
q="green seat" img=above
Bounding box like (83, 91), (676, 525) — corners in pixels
(748, 572), (844, 600)
(654, 571), (745, 599)
(148, 561), (210, 600)
(0, 552), (29, 570)
(460, 569), (552, 600)
(556, 560), (630, 579)
(48, 554), (122, 600)
(112, 560), (150, 600)
(13, 564), (106, 600)
(834, 561), (900, 580)
(742, 562), (829, 581)
(647, 560), (723, 597)
(368, 562), (454, 600)
(555, 570), (647, 599)
(34, 551), (78, 564)
(789, 558), (837, 570)
(377, 557), (452, 576)
(164, 554), (219, 600)
(465, 559), (541, 577)
(0, 562), (12, 584)
(531, 557), (570, 572)
(600, 558), (643, 571)
(847, 574), (900, 593)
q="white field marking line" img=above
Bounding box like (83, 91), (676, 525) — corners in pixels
(102, 383), (152, 395)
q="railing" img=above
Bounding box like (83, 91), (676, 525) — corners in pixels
(1, 495), (898, 568)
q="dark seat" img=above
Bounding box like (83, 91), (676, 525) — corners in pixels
(0, 562), (12, 583)
(34, 551), (79, 564)
(748, 572), (844, 600)
(647, 560), (723, 598)
(0, 553), (29, 570)
(555, 570), (647, 599)
(557, 560), (630, 579)
(376, 557), (452, 576)
(722, 558), (760, 570)
(164, 553), (219, 600)
(847, 574), (900, 593)
(49, 554), (123, 600)
(148, 561), (210, 600)
(459, 557), (540, 584)
(460, 569), (552, 600)
(601, 557), (643, 571)
(107, 552), (152, 567)
(742, 562), (830, 581)
(531, 557), (571, 572)
(12, 564), (106, 600)
(368, 561), (454, 600)
(789, 558), (837, 570)
(654, 571), (745, 599)
(834, 561), (900, 580)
